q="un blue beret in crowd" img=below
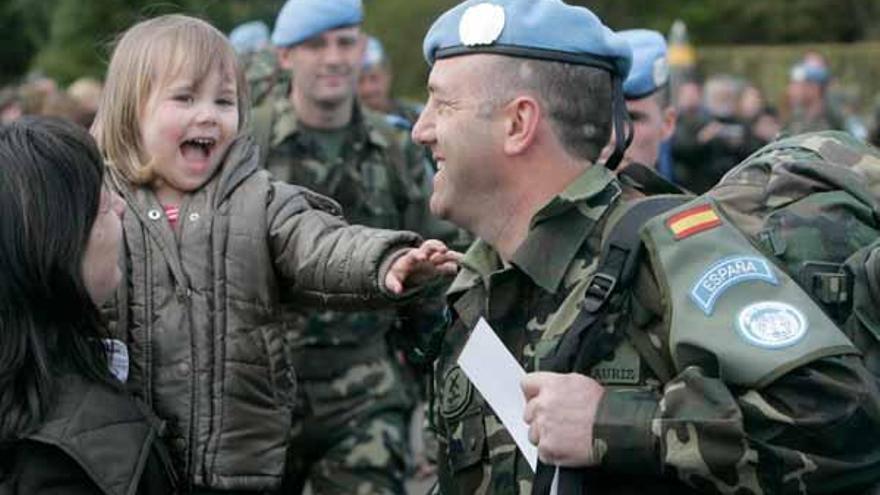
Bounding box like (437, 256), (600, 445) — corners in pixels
(362, 36), (386, 70)
(229, 21), (270, 55)
(272, 0), (363, 48)
(790, 62), (830, 85)
(422, 0), (631, 78)
(619, 29), (669, 99)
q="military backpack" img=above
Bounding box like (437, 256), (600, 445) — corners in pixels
(534, 131), (880, 495)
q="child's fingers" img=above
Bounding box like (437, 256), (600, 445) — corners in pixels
(436, 261), (459, 275)
(384, 272), (403, 294)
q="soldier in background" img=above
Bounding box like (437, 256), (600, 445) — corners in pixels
(783, 61), (845, 135)
(253, 1), (456, 493)
(230, 20), (285, 107)
(599, 29), (683, 195)
(358, 35), (425, 128)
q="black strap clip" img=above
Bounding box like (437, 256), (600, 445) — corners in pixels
(582, 272), (617, 313)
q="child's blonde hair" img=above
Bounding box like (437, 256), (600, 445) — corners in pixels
(91, 14), (250, 185)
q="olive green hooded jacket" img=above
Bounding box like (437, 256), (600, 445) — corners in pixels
(106, 136), (420, 491)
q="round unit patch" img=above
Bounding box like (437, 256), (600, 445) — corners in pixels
(441, 366), (473, 420)
(459, 3), (506, 46)
(736, 301), (808, 349)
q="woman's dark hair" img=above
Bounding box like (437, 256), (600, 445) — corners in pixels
(0, 116), (114, 439)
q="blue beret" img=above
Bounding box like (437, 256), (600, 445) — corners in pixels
(272, 0), (363, 48)
(790, 62), (830, 85)
(229, 21), (270, 55)
(423, 0), (631, 78)
(362, 36), (386, 69)
(619, 29), (669, 99)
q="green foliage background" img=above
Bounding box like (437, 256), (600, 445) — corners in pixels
(4, 0), (880, 103)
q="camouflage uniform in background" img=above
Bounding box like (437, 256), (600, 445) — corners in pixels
(431, 162), (880, 494)
(386, 99), (425, 130)
(242, 48), (288, 108)
(783, 105), (846, 136)
(254, 94), (455, 495)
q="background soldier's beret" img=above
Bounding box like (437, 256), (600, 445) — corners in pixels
(272, 0), (363, 48)
(422, 0), (631, 79)
(362, 35), (386, 70)
(790, 62), (830, 85)
(229, 21), (270, 55)
(619, 29), (669, 100)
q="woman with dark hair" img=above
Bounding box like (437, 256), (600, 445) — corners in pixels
(0, 117), (175, 494)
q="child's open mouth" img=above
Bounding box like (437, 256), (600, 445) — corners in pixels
(181, 137), (216, 161)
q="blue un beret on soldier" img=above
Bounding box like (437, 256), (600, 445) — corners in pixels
(229, 21), (270, 55)
(619, 29), (669, 100)
(422, 0), (631, 78)
(790, 62), (830, 85)
(271, 0), (363, 48)
(362, 36), (386, 70)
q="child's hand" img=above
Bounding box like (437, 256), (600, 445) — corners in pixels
(385, 239), (462, 295)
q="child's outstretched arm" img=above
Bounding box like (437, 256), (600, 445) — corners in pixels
(269, 182), (457, 308)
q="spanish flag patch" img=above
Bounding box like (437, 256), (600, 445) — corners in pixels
(667, 204), (721, 240)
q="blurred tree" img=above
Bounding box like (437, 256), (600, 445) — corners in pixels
(0, 0), (40, 85)
(27, 0), (281, 85)
(6, 0), (880, 93)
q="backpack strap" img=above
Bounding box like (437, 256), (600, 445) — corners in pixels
(539, 195), (689, 375)
(618, 162), (690, 196)
(533, 195), (688, 495)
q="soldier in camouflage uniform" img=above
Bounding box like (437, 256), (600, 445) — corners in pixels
(358, 35), (425, 128)
(254, 1), (457, 493)
(413, 1), (880, 493)
(600, 29), (685, 196)
(783, 62), (845, 136)
(229, 21), (286, 108)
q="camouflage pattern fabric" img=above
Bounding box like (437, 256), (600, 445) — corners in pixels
(255, 94), (456, 494)
(707, 131), (880, 384)
(430, 162), (880, 494)
(241, 48), (288, 107)
(281, 355), (411, 495)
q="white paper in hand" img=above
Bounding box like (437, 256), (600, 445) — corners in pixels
(457, 317), (538, 471)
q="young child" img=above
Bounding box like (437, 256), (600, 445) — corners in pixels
(90, 15), (456, 493)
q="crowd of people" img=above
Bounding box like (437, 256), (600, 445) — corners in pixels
(1, 0), (880, 494)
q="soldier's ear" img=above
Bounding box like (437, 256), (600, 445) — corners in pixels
(503, 96), (540, 156)
(662, 106), (677, 141)
(276, 47), (295, 71)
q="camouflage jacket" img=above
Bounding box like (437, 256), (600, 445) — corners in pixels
(242, 48), (286, 108)
(431, 164), (880, 494)
(254, 96), (456, 374)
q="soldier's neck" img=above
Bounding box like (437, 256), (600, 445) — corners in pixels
(481, 155), (588, 263)
(290, 88), (354, 130)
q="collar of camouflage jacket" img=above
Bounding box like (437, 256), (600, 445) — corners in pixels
(449, 165), (620, 296)
(270, 98), (390, 150)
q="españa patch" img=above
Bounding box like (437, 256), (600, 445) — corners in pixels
(667, 204), (721, 240)
(690, 256), (779, 315)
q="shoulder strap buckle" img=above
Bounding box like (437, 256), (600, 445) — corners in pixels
(582, 272), (617, 313)
(800, 261), (850, 306)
